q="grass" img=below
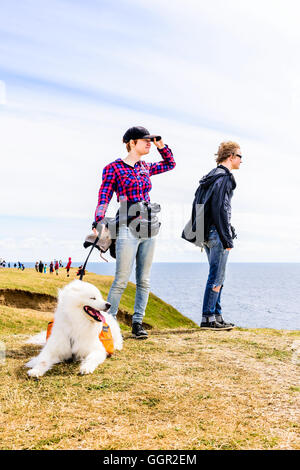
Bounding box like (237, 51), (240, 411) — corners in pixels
(0, 268), (196, 330)
(0, 268), (299, 450)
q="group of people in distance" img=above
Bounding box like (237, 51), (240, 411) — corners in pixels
(0, 260), (24, 270)
(34, 258), (84, 278)
(35, 259), (68, 275)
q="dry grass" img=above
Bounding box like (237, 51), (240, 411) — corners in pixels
(0, 268), (299, 450)
(0, 268), (196, 330)
(0, 323), (299, 450)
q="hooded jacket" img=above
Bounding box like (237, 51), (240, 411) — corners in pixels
(182, 165), (236, 249)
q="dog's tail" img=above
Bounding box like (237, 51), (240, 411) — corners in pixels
(25, 330), (47, 345)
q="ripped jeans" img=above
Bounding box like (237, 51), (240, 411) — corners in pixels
(202, 226), (229, 319)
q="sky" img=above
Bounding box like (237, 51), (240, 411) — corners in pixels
(0, 0), (300, 263)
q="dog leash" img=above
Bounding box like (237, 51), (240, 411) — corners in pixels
(79, 235), (99, 281)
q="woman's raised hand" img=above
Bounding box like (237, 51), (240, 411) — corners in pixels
(153, 137), (165, 149)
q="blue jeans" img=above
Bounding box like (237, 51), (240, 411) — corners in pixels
(107, 225), (156, 324)
(202, 226), (229, 319)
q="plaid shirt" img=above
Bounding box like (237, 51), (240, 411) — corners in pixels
(94, 145), (175, 222)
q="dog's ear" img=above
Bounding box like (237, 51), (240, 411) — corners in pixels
(68, 280), (83, 293)
(70, 284), (81, 293)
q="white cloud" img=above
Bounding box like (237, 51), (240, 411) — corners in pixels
(1, 0), (299, 145)
(1, 1), (300, 262)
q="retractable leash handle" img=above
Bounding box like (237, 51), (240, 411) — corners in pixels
(79, 235), (99, 281)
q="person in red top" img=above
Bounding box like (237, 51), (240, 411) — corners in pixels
(54, 260), (59, 276)
(93, 126), (176, 339)
(65, 257), (72, 277)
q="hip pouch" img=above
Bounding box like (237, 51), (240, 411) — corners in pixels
(118, 201), (161, 239)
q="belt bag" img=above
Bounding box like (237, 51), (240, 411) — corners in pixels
(124, 201), (161, 239)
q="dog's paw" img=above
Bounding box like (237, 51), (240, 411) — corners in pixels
(27, 368), (44, 378)
(25, 357), (38, 368)
(79, 363), (96, 375)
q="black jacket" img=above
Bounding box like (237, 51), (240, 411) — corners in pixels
(182, 165), (236, 249)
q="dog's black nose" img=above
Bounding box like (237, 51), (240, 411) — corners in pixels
(105, 302), (111, 311)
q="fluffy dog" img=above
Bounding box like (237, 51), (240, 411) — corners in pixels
(26, 280), (123, 377)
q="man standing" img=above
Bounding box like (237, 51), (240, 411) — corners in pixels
(38, 260), (43, 273)
(183, 141), (242, 330)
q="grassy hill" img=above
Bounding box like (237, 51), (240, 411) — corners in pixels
(0, 268), (299, 450)
(0, 268), (196, 331)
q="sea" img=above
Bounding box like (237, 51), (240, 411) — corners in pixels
(20, 262), (300, 330)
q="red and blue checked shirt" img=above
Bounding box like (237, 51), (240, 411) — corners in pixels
(94, 145), (176, 222)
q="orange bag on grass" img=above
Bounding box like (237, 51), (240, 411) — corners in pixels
(46, 320), (114, 355)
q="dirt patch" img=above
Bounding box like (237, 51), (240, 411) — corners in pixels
(0, 289), (57, 312)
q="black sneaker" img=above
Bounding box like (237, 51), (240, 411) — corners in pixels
(200, 320), (233, 331)
(216, 317), (236, 328)
(132, 322), (148, 339)
(218, 319), (236, 328)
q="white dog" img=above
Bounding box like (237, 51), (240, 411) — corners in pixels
(26, 280), (123, 377)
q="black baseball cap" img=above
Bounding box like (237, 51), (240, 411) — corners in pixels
(122, 126), (161, 143)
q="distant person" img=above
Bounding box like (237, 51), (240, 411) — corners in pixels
(8, 262), (10, 268)
(49, 261), (54, 274)
(65, 257), (72, 277)
(35, 261), (39, 272)
(44, 264), (47, 274)
(54, 260), (59, 275)
(14, 263), (17, 268)
(59, 260), (63, 268)
(39, 261), (43, 273)
(21, 264), (25, 271)
(183, 141), (242, 330)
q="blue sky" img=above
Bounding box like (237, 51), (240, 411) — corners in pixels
(1, 0), (300, 262)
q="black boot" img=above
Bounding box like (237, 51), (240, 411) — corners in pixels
(132, 322), (148, 339)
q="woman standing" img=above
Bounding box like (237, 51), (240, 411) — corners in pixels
(93, 126), (176, 339)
